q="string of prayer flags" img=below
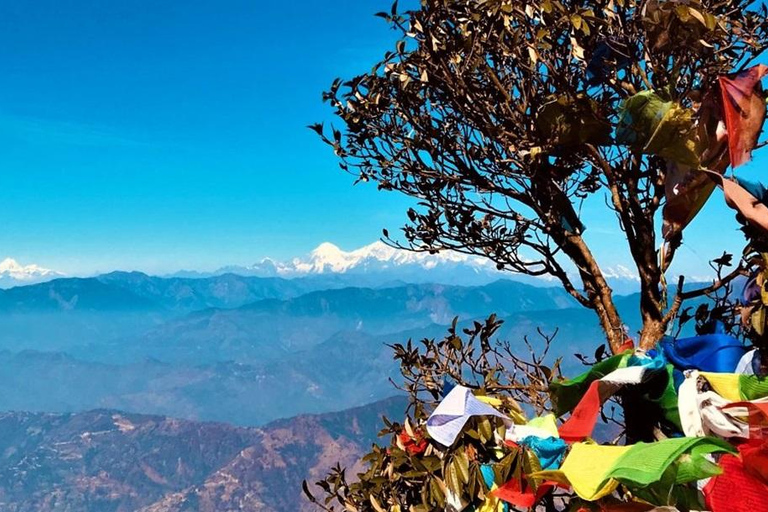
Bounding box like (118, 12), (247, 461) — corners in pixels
(533, 437), (735, 501)
(554, 351), (677, 442)
(549, 351), (632, 416)
(558, 366), (648, 442)
(719, 65), (768, 169)
(661, 91), (729, 242)
(660, 66), (766, 243)
(418, 324), (768, 511)
(426, 385), (511, 447)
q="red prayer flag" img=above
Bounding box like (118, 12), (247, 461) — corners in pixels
(492, 477), (564, 509)
(557, 380), (602, 442)
(491, 475), (536, 508)
(740, 441), (768, 484)
(704, 452), (768, 512)
(719, 65), (768, 169)
(722, 401), (768, 440)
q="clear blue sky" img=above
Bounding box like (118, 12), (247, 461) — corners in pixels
(0, 0), (762, 279)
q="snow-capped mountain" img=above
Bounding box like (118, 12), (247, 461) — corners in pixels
(0, 258), (63, 289)
(257, 241), (493, 275)
(205, 241), (504, 286)
(196, 241), (642, 293)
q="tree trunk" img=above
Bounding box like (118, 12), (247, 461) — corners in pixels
(560, 233), (626, 354)
(638, 279), (667, 350)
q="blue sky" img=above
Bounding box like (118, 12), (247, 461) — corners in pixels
(0, 1), (762, 279)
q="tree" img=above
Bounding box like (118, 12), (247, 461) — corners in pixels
(307, 0), (768, 510)
(312, 0), (768, 352)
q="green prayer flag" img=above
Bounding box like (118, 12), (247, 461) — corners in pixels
(609, 437), (734, 487)
(656, 364), (682, 430)
(739, 374), (768, 400)
(540, 437), (736, 501)
(616, 90), (700, 166)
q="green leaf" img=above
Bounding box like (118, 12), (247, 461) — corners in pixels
(429, 477), (445, 508)
(478, 418), (493, 443)
(455, 450), (470, 484)
(570, 14), (582, 30)
(444, 460), (462, 499)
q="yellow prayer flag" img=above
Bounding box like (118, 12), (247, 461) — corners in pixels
(527, 414), (560, 438)
(700, 373), (742, 401)
(555, 443), (631, 500)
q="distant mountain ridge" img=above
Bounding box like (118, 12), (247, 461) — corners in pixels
(2, 241), (644, 293)
(172, 241), (512, 287)
(0, 277), (598, 425)
(183, 241), (642, 293)
(0, 257), (667, 429)
(91, 278), (576, 364)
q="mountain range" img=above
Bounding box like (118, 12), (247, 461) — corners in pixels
(0, 275), (600, 425)
(0, 258), (706, 428)
(182, 241), (643, 294)
(1, 241), (644, 293)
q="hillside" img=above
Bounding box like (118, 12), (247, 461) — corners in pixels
(0, 397), (405, 512)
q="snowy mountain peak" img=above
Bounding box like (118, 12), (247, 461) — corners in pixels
(209, 241), (499, 285)
(0, 258), (22, 272)
(0, 258), (63, 288)
(301, 242), (352, 273)
(289, 241), (485, 276)
(311, 242), (344, 257)
(350, 241), (396, 260)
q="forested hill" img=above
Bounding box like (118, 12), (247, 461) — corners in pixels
(0, 397), (405, 512)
